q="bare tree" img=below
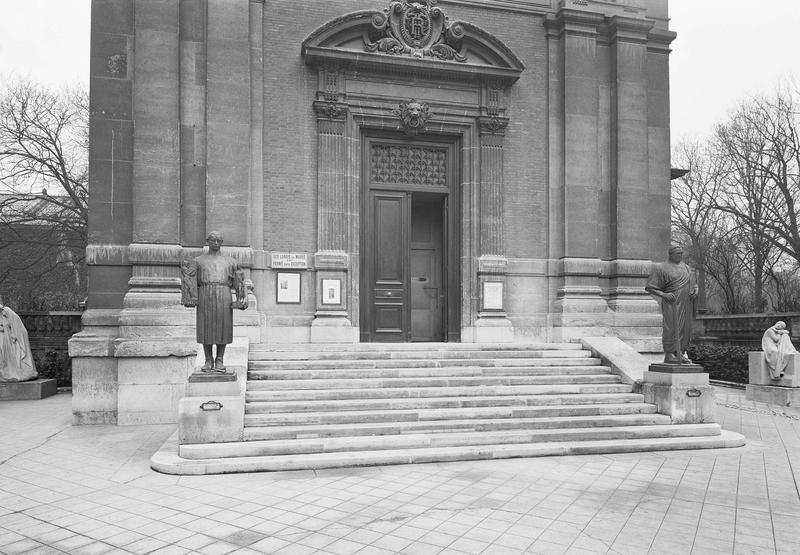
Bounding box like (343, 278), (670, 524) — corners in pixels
(671, 139), (725, 310)
(0, 79), (88, 308)
(714, 88), (800, 258)
(713, 87), (800, 310)
(703, 226), (754, 314)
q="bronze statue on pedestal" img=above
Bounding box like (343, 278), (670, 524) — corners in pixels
(646, 245), (698, 364)
(181, 231), (248, 373)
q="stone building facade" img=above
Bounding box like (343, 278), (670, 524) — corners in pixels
(71, 0), (675, 424)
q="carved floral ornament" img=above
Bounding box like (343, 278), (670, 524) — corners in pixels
(365, 1), (466, 62)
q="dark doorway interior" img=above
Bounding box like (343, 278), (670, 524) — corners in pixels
(410, 194), (444, 342)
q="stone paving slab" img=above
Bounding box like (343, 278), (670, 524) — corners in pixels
(1, 389), (799, 554)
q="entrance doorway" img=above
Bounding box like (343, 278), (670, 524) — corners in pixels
(360, 137), (459, 342)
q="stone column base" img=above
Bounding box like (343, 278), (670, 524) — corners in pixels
(473, 313), (515, 342)
(310, 312), (358, 343)
(640, 364), (716, 423)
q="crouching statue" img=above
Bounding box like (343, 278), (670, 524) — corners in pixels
(0, 294), (37, 382)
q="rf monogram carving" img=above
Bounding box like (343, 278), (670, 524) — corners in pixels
(365, 0), (467, 62)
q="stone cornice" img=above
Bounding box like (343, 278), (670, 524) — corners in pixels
(607, 15), (654, 44)
(441, 0), (551, 16)
(647, 27), (678, 54)
(545, 8), (605, 38)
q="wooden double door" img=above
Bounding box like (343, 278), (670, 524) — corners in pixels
(360, 138), (459, 342)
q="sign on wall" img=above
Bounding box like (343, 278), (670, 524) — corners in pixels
(271, 253), (308, 269)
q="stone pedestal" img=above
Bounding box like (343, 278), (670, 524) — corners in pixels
(178, 338), (248, 445)
(0, 379), (58, 401)
(746, 352), (800, 407)
(639, 363), (716, 424)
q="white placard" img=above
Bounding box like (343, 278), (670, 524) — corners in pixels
(321, 279), (342, 305)
(482, 281), (504, 310)
(276, 272), (301, 303)
(271, 253), (308, 269)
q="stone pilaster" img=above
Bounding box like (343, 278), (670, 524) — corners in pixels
(205, 0), (251, 246)
(310, 91), (357, 342)
(475, 113), (513, 342)
(249, 0), (265, 309)
(547, 9), (608, 339)
(179, 0), (207, 247)
(605, 17), (663, 326)
(646, 27), (676, 260)
(126, 0), (183, 322)
(132, 0), (180, 245)
(609, 16), (653, 259)
(87, 0), (135, 310)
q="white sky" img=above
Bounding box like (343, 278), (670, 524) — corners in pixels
(669, 0), (800, 141)
(0, 0), (798, 143)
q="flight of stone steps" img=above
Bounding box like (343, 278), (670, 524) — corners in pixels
(178, 343), (743, 472)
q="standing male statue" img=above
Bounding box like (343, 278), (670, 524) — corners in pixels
(645, 245), (698, 364)
(181, 231), (248, 373)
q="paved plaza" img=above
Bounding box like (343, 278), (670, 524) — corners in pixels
(1, 387), (799, 555)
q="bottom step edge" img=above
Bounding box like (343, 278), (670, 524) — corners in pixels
(151, 430), (747, 476)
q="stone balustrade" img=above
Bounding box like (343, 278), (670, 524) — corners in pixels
(17, 311), (83, 352)
(694, 313), (800, 348)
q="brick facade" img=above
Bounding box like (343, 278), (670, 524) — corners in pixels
(72, 0), (676, 423)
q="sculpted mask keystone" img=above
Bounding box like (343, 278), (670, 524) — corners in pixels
(394, 99), (431, 136)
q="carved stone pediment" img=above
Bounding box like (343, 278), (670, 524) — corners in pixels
(302, 2), (525, 85)
(365, 1), (466, 62)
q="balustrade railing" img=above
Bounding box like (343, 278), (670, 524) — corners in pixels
(14, 311), (83, 387)
(694, 313), (800, 348)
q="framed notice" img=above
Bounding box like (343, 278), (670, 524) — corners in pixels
(482, 281), (504, 310)
(276, 272), (301, 304)
(321, 279), (342, 305)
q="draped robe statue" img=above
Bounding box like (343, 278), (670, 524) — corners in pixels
(181, 231), (248, 372)
(762, 321), (797, 379)
(0, 297), (37, 382)
(645, 246), (698, 364)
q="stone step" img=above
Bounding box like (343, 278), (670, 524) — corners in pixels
(245, 383), (633, 404)
(249, 342), (580, 353)
(244, 396), (656, 428)
(243, 413), (672, 440)
(248, 365), (613, 381)
(183, 423), (722, 459)
(247, 357), (602, 370)
(246, 374), (621, 392)
(248, 349), (593, 362)
(153, 430), (747, 474)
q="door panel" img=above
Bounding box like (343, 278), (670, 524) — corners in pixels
(410, 198), (443, 341)
(369, 191), (409, 341)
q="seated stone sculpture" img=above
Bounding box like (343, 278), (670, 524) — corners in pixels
(0, 295), (38, 382)
(761, 321), (797, 379)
